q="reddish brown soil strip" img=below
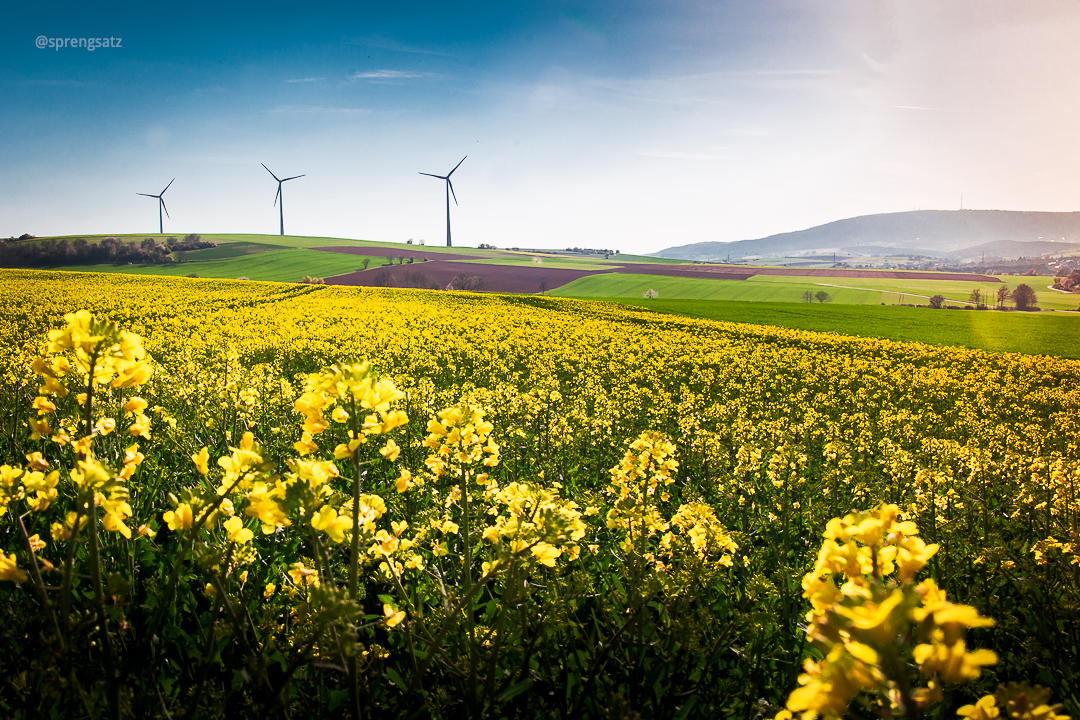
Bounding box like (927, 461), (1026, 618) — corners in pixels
(326, 260), (603, 293)
(749, 268), (1002, 282)
(312, 246), (485, 261)
(318, 246), (1001, 293)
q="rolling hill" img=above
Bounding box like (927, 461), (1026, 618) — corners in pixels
(653, 210), (1080, 261)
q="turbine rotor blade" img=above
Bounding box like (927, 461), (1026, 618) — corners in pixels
(274, 185), (281, 207)
(160, 198), (170, 218)
(281, 174), (305, 182)
(447, 155), (467, 176)
(161, 178), (175, 195)
(137, 193), (156, 197)
(262, 163), (281, 181)
(419, 172), (446, 179)
(447, 179), (458, 205)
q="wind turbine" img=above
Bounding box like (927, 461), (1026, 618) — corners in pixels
(137, 179), (174, 234)
(419, 156), (466, 247)
(262, 164), (305, 236)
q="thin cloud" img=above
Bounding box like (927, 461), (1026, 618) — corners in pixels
(348, 70), (427, 80)
(268, 105), (369, 115)
(347, 36), (452, 57)
(285, 77), (325, 83)
(638, 150), (728, 160)
(892, 105), (937, 110)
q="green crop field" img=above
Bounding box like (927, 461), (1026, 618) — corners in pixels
(47, 248), (383, 283)
(554, 271), (1080, 310)
(462, 256), (622, 270)
(590, 297), (1080, 359)
(172, 240), (290, 261)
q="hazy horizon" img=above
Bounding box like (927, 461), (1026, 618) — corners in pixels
(4, 1), (1079, 255)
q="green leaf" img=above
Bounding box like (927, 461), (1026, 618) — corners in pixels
(497, 678), (533, 703)
(674, 696), (699, 720)
(386, 667), (406, 689)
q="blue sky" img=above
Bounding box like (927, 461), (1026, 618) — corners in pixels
(3, 1), (1080, 253)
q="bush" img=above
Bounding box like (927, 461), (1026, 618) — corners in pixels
(929, 294), (945, 309)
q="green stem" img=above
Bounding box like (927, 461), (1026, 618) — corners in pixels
(81, 350), (120, 720)
(17, 511), (66, 651)
(458, 462), (478, 711)
(348, 398), (362, 720)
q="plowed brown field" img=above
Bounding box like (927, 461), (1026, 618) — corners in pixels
(314, 246), (1000, 293)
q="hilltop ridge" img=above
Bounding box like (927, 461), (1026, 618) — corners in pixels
(653, 210), (1080, 261)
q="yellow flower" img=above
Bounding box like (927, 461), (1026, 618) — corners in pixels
(311, 505), (351, 544)
(32, 396), (56, 414)
(264, 583), (276, 598)
(383, 603), (405, 628)
(223, 516), (254, 544)
(913, 637), (997, 683)
(192, 447), (210, 475)
(395, 468), (412, 493)
(957, 695), (1000, 720)
(163, 503), (194, 531)
(128, 413), (151, 439)
(531, 542), (562, 567)
(294, 432), (319, 456)
(379, 438), (401, 461)
(287, 561), (318, 587)
(0, 553), (28, 583)
(123, 397), (148, 415)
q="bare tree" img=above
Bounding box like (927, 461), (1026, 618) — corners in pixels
(449, 273), (485, 291)
(401, 269), (431, 288)
(361, 258), (370, 271)
(996, 285), (1010, 309)
(801, 290), (813, 303)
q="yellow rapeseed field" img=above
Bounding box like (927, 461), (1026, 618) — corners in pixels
(0, 268), (1077, 719)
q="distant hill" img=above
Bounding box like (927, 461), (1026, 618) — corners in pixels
(653, 210), (1080, 261)
(944, 239), (1080, 262)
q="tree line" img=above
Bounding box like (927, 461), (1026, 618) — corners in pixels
(0, 235), (215, 268)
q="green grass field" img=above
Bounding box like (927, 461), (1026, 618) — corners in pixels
(173, 240), (290, 261)
(593, 297), (1080, 358)
(554, 272), (1080, 310)
(20, 233), (702, 281)
(48, 248), (383, 283)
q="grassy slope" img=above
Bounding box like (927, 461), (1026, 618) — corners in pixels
(593, 297), (1080, 359)
(463, 256), (622, 270)
(554, 272), (1080, 310)
(49, 248), (383, 283)
(21, 233), (697, 281)
(19, 233), (503, 282)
